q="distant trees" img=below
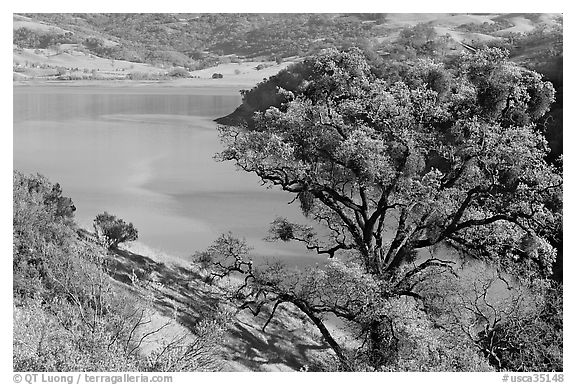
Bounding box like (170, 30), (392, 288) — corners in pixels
(211, 73), (223, 79)
(209, 48), (562, 370)
(82, 36), (121, 59)
(19, 13), (562, 73)
(168, 67), (190, 78)
(13, 27), (41, 48)
(352, 13), (388, 23)
(456, 20), (514, 34)
(21, 13), (392, 65)
(83, 36), (105, 51)
(93, 212), (138, 250)
(13, 27), (77, 50)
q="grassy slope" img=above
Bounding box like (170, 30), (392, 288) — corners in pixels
(13, 45), (293, 86)
(13, 48), (162, 77)
(107, 241), (333, 371)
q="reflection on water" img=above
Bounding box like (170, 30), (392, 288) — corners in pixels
(13, 86), (320, 265)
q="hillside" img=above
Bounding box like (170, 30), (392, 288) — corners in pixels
(13, 171), (335, 371)
(103, 242), (336, 371)
(13, 13), (562, 82)
(13, 43), (296, 90)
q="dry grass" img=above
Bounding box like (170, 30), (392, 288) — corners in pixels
(13, 45), (295, 92)
(108, 243), (335, 371)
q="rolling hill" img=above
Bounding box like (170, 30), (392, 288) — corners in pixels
(13, 13), (562, 82)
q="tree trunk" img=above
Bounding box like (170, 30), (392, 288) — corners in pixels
(368, 319), (397, 369)
(293, 300), (351, 370)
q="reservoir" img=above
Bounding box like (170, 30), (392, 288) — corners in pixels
(13, 85), (318, 264)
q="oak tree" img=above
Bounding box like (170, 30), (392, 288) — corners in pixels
(211, 48), (561, 370)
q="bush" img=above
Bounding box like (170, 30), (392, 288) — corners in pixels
(14, 274), (158, 371)
(193, 251), (213, 270)
(93, 212), (138, 250)
(13, 172), (77, 298)
(211, 73), (223, 79)
(145, 311), (231, 371)
(168, 67), (190, 78)
(14, 299), (78, 371)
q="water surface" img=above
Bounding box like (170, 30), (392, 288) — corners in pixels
(14, 85), (319, 265)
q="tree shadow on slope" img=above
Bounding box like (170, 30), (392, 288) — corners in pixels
(106, 248), (220, 325)
(106, 247), (333, 371)
(222, 304), (332, 371)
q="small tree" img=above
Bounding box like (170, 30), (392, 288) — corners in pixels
(93, 212), (138, 250)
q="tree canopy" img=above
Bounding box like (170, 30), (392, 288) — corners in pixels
(219, 47), (560, 277)
(93, 212), (138, 250)
(212, 47), (562, 370)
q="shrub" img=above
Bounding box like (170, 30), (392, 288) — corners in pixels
(13, 172), (77, 298)
(193, 251), (213, 270)
(13, 299), (77, 371)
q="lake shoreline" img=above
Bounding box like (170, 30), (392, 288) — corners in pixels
(13, 79), (249, 96)
(13, 59), (295, 96)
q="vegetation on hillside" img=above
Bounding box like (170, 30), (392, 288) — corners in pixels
(14, 14), (390, 65)
(14, 14), (561, 69)
(13, 171), (228, 371)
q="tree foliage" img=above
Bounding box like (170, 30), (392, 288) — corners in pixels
(219, 47), (560, 276)
(13, 27), (77, 49)
(211, 48), (562, 370)
(93, 212), (138, 250)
